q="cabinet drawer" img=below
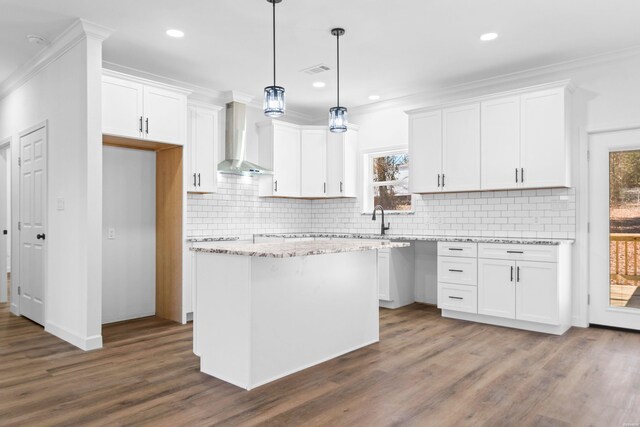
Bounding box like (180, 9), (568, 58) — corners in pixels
(438, 283), (477, 314)
(437, 242), (477, 258)
(437, 256), (477, 286)
(478, 243), (557, 262)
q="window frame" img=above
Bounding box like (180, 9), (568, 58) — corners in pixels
(362, 147), (414, 214)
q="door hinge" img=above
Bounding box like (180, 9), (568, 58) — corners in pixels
(587, 150), (590, 161)
(588, 294), (590, 305)
(587, 222), (590, 233)
(17, 221), (21, 231)
(18, 157), (21, 166)
(18, 286), (21, 296)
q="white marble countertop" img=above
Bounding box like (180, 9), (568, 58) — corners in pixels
(186, 236), (240, 243)
(190, 239), (410, 258)
(253, 232), (574, 246)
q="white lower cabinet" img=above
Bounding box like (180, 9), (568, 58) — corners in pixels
(437, 242), (478, 314)
(440, 242), (572, 335)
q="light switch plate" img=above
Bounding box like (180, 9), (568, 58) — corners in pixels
(107, 228), (116, 240)
(56, 198), (64, 211)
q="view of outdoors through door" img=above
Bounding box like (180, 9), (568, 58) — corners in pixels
(610, 150), (640, 308)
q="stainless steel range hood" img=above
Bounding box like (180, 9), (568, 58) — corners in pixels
(218, 101), (272, 176)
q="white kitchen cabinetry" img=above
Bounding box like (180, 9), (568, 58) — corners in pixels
(437, 242), (478, 314)
(520, 87), (570, 188)
(408, 110), (442, 193)
(377, 243), (415, 309)
(480, 96), (521, 190)
(442, 242), (572, 335)
(258, 121), (302, 198)
(327, 128), (358, 197)
(102, 71), (188, 145)
(187, 103), (222, 193)
(301, 128), (327, 197)
(408, 81), (572, 194)
(441, 103), (481, 192)
(258, 121), (358, 199)
(407, 104), (480, 193)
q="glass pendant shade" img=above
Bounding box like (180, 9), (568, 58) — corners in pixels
(264, 85), (285, 117)
(329, 106), (348, 133)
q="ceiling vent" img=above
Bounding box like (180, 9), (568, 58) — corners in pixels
(301, 64), (331, 75)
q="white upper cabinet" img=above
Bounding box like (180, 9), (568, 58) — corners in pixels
(408, 110), (442, 193)
(187, 103), (222, 193)
(102, 76), (144, 139)
(408, 81), (572, 194)
(520, 87), (569, 188)
(327, 129), (358, 197)
(259, 121), (358, 199)
(481, 96), (521, 190)
(102, 71), (188, 145)
(258, 121), (301, 198)
(442, 103), (480, 192)
(300, 129), (327, 197)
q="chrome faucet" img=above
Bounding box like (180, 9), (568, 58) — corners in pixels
(372, 205), (391, 235)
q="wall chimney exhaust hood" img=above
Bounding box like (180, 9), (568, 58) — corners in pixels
(218, 101), (273, 176)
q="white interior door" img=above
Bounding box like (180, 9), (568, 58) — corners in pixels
(0, 144), (7, 303)
(589, 128), (640, 330)
(19, 126), (46, 325)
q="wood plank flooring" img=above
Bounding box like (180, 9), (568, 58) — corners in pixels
(1, 302), (640, 426)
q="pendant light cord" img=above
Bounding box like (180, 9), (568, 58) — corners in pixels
(336, 31), (340, 107)
(272, 0), (276, 87)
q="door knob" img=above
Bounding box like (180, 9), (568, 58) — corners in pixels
(36, 233), (46, 240)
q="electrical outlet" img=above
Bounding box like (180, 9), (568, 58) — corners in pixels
(57, 198), (64, 211)
(107, 228), (116, 240)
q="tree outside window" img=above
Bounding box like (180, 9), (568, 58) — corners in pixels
(370, 152), (411, 211)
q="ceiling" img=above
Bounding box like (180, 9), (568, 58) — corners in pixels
(2, 0), (640, 117)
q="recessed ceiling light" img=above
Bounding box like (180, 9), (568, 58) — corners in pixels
(480, 32), (498, 41)
(312, 81), (326, 88)
(26, 34), (48, 46)
(368, 94), (380, 101)
(166, 29), (185, 38)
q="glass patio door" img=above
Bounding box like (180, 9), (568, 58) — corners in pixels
(589, 128), (640, 329)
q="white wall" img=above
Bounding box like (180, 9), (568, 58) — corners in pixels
(102, 146), (155, 323)
(0, 21), (108, 350)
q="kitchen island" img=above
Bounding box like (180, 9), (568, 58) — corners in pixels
(192, 239), (409, 390)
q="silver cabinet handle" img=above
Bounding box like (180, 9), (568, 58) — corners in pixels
(442, 174), (445, 187)
(517, 266), (520, 282)
(437, 174), (440, 187)
(515, 168), (518, 183)
(521, 168), (524, 182)
(324, 182), (326, 193)
(507, 250), (523, 254)
(448, 248), (463, 251)
(340, 181), (343, 193)
(193, 173), (196, 187)
(139, 116), (143, 133)
(448, 296), (463, 300)
(198, 173), (201, 187)
(274, 180), (278, 192)
(510, 266), (514, 282)
(448, 269), (463, 273)
(145, 117), (149, 134)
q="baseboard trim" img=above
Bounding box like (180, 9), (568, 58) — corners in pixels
(45, 320), (103, 351)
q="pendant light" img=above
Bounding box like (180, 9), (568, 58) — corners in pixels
(264, 0), (285, 117)
(329, 28), (347, 133)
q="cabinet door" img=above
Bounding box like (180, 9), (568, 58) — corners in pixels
(143, 85), (185, 144)
(378, 249), (391, 301)
(189, 107), (218, 193)
(326, 132), (344, 197)
(272, 125), (301, 197)
(481, 97), (521, 190)
(409, 111), (442, 193)
(442, 103), (480, 192)
(300, 129), (327, 197)
(186, 108), (198, 191)
(342, 130), (358, 197)
(515, 261), (559, 325)
(102, 76), (144, 139)
(478, 258), (516, 319)
(520, 88), (568, 188)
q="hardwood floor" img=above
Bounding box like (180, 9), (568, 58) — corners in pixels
(1, 302), (640, 426)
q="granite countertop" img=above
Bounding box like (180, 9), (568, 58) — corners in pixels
(190, 239), (410, 258)
(186, 236), (240, 243)
(254, 232), (574, 246)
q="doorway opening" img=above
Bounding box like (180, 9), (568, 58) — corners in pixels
(0, 139), (10, 306)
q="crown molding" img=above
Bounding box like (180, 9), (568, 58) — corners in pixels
(346, 44), (640, 119)
(0, 19), (112, 101)
(102, 68), (191, 95)
(223, 90), (254, 105)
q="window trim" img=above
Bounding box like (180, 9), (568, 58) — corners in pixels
(362, 147), (414, 214)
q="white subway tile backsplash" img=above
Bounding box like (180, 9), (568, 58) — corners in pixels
(187, 175), (576, 239)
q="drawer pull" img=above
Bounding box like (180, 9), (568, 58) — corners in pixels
(448, 269), (464, 273)
(507, 250), (524, 254)
(448, 296), (464, 300)
(448, 248), (464, 251)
